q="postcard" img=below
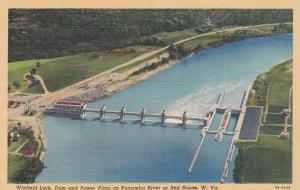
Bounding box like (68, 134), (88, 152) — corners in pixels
(0, 1), (298, 190)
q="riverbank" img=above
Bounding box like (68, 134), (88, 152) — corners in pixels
(233, 59), (293, 183)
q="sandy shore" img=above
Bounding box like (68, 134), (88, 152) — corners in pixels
(64, 53), (177, 103)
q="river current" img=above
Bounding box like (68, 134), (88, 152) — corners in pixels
(37, 34), (292, 182)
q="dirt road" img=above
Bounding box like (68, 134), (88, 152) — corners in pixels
(34, 74), (49, 94)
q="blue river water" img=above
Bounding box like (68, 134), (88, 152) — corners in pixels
(37, 34), (292, 183)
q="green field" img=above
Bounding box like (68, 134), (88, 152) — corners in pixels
(22, 82), (45, 94)
(259, 125), (292, 135)
(8, 154), (35, 183)
(235, 59), (293, 183)
(235, 135), (292, 183)
(248, 59), (292, 107)
(8, 136), (28, 153)
(266, 60), (292, 105)
(8, 45), (159, 93)
(20, 136), (39, 154)
(38, 51), (142, 92)
(8, 59), (50, 93)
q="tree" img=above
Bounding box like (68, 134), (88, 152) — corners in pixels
(8, 85), (11, 92)
(36, 62), (41, 69)
(12, 81), (20, 89)
(30, 68), (37, 75)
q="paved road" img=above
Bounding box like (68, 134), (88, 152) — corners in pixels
(14, 139), (29, 153)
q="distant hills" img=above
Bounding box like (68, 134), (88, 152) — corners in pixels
(9, 9), (292, 62)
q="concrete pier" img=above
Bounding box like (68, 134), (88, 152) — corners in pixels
(216, 92), (225, 106)
(188, 109), (217, 173)
(215, 109), (232, 142)
(188, 133), (206, 173)
(140, 108), (146, 124)
(220, 139), (236, 183)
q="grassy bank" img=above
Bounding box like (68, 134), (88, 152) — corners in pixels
(247, 59), (292, 107)
(234, 136), (292, 183)
(8, 155), (44, 183)
(234, 59), (293, 183)
(181, 23), (292, 51)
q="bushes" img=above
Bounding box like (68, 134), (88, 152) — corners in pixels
(12, 158), (44, 183)
(252, 76), (268, 107)
(12, 80), (21, 89)
(233, 147), (247, 183)
(272, 23), (293, 33)
(130, 57), (170, 76)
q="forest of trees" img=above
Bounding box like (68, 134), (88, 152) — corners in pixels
(9, 9), (292, 62)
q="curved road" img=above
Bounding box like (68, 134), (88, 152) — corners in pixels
(33, 74), (50, 94)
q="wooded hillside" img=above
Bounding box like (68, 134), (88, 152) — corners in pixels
(9, 9), (292, 62)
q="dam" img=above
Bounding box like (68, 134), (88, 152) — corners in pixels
(37, 34), (292, 183)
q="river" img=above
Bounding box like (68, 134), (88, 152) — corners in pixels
(37, 34), (292, 182)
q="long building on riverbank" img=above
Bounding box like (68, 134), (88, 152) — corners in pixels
(45, 101), (87, 118)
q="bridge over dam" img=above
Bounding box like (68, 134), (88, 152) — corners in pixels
(80, 91), (226, 126)
(44, 92), (226, 126)
(82, 106), (210, 126)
